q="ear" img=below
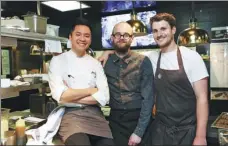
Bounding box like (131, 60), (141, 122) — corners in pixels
(131, 35), (134, 41)
(172, 26), (176, 35)
(111, 35), (114, 42)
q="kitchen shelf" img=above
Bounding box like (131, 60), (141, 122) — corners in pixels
(1, 83), (46, 99)
(1, 27), (68, 43)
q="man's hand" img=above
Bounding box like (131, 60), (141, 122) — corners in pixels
(98, 50), (114, 67)
(128, 133), (141, 146)
(193, 136), (207, 146)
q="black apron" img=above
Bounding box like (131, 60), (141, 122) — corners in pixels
(151, 48), (196, 145)
(109, 109), (153, 146)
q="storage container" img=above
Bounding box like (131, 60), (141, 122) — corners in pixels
(46, 24), (59, 36)
(23, 15), (48, 34)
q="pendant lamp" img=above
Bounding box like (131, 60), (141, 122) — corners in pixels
(177, 1), (210, 47)
(127, 1), (148, 36)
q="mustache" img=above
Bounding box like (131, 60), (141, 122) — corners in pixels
(157, 36), (165, 40)
(118, 40), (127, 43)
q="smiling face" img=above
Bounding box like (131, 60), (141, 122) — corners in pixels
(152, 20), (176, 49)
(111, 22), (134, 53)
(69, 25), (91, 54)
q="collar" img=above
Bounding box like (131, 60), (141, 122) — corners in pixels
(112, 50), (134, 64)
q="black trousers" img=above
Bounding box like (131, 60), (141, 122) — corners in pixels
(65, 133), (114, 146)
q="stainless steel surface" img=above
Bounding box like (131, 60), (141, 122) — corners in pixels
(23, 15), (48, 34)
(37, 1), (41, 16)
(1, 83), (45, 99)
(1, 27), (68, 43)
(211, 112), (228, 129)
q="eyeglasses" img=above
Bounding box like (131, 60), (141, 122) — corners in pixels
(112, 33), (132, 40)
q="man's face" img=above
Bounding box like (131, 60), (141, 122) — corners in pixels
(69, 25), (91, 53)
(111, 23), (134, 53)
(152, 20), (176, 48)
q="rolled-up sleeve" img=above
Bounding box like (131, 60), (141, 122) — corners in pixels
(134, 56), (154, 137)
(48, 57), (68, 103)
(91, 62), (110, 106)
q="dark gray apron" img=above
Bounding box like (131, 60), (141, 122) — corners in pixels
(151, 47), (197, 145)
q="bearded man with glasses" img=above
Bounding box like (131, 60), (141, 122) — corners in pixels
(103, 22), (154, 146)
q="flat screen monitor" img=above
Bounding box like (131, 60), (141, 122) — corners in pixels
(102, 1), (156, 13)
(101, 11), (157, 49)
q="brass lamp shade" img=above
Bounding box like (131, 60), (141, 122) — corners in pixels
(177, 14), (210, 47)
(127, 13), (148, 36)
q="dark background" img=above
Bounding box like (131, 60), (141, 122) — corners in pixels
(2, 1), (228, 50)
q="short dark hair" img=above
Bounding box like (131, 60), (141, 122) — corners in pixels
(70, 18), (92, 35)
(150, 13), (176, 28)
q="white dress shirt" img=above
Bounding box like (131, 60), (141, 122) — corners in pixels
(48, 50), (110, 106)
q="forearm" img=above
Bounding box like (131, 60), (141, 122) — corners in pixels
(196, 96), (208, 138)
(134, 98), (153, 137)
(73, 96), (98, 105)
(60, 88), (96, 103)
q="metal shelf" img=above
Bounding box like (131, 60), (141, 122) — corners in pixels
(1, 27), (68, 43)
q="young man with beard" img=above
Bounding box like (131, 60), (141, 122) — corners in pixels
(48, 18), (114, 146)
(103, 22), (154, 146)
(99, 13), (209, 145)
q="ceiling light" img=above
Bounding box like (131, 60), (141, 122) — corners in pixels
(42, 1), (90, 12)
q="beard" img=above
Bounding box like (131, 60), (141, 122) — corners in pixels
(112, 41), (131, 54)
(157, 35), (174, 48)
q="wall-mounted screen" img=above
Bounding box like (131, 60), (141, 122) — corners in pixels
(101, 11), (157, 49)
(102, 1), (156, 13)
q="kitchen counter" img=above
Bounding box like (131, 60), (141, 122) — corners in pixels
(1, 83), (46, 99)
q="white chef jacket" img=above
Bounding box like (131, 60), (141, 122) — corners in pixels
(48, 50), (110, 106)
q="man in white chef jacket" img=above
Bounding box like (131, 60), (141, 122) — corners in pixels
(48, 18), (114, 146)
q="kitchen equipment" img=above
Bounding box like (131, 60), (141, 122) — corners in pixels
(23, 14), (48, 34)
(29, 93), (57, 118)
(23, 77), (42, 84)
(1, 78), (11, 88)
(46, 24), (59, 36)
(211, 112), (228, 129)
(211, 26), (228, 39)
(1, 108), (10, 141)
(218, 129), (228, 145)
(4, 131), (16, 145)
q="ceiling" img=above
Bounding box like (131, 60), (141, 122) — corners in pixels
(1, 1), (103, 18)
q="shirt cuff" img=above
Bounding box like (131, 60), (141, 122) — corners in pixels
(53, 85), (68, 103)
(92, 91), (107, 106)
(134, 126), (144, 138)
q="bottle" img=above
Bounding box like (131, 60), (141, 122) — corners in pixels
(16, 118), (26, 145)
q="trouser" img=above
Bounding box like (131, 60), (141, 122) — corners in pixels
(109, 109), (153, 146)
(65, 133), (115, 146)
